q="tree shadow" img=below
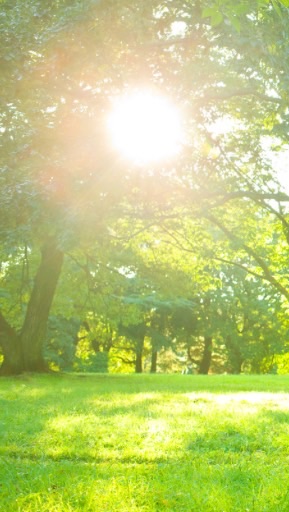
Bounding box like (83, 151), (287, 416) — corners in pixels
(2, 376), (289, 510)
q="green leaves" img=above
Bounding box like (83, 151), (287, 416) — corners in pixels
(2, 0), (289, 374)
(202, 0), (289, 32)
(202, 7), (224, 27)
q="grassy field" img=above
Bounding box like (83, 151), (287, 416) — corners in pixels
(1, 374), (289, 511)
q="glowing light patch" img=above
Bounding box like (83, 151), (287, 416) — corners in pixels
(108, 91), (182, 165)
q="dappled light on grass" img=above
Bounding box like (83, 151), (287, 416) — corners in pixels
(2, 375), (289, 511)
(186, 391), (289, 409)
(214, 391), (289, 409)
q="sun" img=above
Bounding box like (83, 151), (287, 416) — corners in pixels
(107, 91), (183, 165)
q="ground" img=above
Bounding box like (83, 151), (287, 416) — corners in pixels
(1, 373), (289, 511)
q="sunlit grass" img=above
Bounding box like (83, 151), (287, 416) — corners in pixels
(1, 374), (289, 511)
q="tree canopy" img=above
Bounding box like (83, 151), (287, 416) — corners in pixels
(1, 0), (289, 375)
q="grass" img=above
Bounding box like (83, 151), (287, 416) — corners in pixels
(1, 374), (289, 511)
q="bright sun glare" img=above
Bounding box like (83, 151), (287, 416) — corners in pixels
(108, 91), (183, 165)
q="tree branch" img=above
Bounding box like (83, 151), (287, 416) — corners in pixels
(212, 255), (266, 281)
(115, 355), (135, 365)
(204, 190), (289, 206)
(205, 212), (289, 301)
(203, 89), (283, 104)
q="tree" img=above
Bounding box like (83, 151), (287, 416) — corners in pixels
(0, 0), (171, 373)
(0, 239), (64, 373)
(2, 0), (289, 374)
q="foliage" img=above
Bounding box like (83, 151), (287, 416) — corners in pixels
(45, 315), (80, 371)
(74, 351), (109, 373)
(1, 0), (289, 373)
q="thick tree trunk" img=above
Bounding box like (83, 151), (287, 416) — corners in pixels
(0, 239), (64, 375)
(20, 240), (64, 372)
(150, 349), (157, 373)
(198, 336), (213, 374)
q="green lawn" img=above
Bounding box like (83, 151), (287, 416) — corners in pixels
(1, 374), (289, 511)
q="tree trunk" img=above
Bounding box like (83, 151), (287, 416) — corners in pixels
(0, 239), (64, 375)
(225, 335), (243, 374)
(150, 349), (157, 373)
(198, 336), (213, 374)
(21, 240), (64, 372)
(135, 335), (145, 373)
(135, 350), (143, 373)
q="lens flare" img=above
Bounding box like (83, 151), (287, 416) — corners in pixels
(108, 91), (182, 165)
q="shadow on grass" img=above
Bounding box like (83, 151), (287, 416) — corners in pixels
(2, 375), (289, 510)
(260, 408), (289, 424)
(2, 445), (289, 512)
